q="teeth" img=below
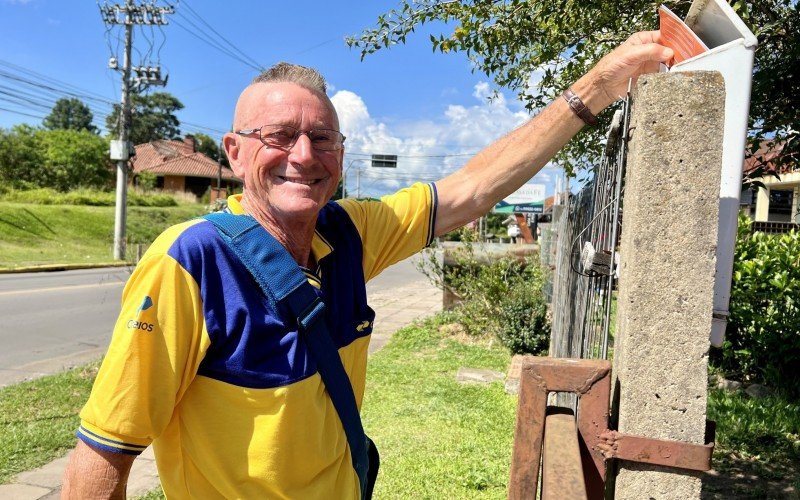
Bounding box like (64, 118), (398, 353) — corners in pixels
(279, 176), (319, 185)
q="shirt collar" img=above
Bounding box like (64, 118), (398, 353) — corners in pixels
(225, 194), (333, 262)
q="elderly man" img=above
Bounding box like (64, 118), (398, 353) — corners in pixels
(62, 31), (672, 498)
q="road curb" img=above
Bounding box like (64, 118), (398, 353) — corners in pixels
(0, 262), (132, 274)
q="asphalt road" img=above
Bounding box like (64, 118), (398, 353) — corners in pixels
(0, 256), (428, 386)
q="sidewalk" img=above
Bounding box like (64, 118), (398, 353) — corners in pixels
(0, 278), (442, 499)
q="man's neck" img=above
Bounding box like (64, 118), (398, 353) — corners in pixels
(239, 193), (317, 268)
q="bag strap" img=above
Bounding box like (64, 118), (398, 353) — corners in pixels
(203, 212), (370, 496)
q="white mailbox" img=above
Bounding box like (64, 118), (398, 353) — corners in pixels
(669, 0), (757, 347)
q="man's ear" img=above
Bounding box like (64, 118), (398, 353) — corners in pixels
(223, 133), (245, 179)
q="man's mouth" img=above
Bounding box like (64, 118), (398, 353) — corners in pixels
(277, 176), (324, 185)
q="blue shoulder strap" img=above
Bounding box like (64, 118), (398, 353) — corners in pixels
(202, 212), (370, 497)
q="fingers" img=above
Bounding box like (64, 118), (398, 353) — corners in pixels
(626, 30), (663, 46)
(623, 40), (674, 65)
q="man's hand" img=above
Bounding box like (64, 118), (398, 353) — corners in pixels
(577, 31), (675, 112)
(61, 441), (136, 499)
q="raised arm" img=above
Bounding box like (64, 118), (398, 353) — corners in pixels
(433, 31), (673, 236)
(61, 441), (135, 499)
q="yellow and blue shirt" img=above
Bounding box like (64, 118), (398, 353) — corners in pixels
(77, 182), (438, 499)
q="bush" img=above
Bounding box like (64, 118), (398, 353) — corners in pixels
(418, 229), (550, 354)
(136, 172), (157, 191)
(0, 126), (111, 191)
(711, 214), (800, 397)
(0, 187), (178, 207)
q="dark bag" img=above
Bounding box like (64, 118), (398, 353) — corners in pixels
(203, 213), (378, 499)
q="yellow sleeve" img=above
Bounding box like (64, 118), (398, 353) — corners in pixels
(337, 182), (437, 282)
(77, 222), (211, 454)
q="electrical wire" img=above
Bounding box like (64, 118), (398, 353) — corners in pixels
(0, 106), (46, 120)
(180, 0), (263, 70)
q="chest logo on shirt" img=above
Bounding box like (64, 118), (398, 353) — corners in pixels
(129, 296), (155, 332)
(356, 320), (371, 332)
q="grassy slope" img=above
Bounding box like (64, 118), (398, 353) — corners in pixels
(0, 203), (205, 268)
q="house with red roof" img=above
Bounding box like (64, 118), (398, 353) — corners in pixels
(130, 135), (241, 201)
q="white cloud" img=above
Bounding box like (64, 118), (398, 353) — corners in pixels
(330, 82), (546, 198)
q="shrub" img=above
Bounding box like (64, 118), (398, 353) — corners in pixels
(711, 214), (800, 397)
(0, 126), (111, 191)
(136, 172), (158, 191)
(418, 229), (550, 354)
(0, 187), (178, 207)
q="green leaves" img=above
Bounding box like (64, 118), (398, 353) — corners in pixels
(417, 233), (551, 354)
(105, 91), (184, 145)
(42, 98), (97, 134)
(0, 126), (111, 192)
(713, 214), (800, 397)
(351, 0), (799, 176)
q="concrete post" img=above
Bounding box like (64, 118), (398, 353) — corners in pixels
(612, 72), (725, 499)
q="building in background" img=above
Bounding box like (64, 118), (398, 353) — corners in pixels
(130, 135), (241, 201)
(740, 142), (799, 227)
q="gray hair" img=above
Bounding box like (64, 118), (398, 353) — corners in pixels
(251, 62), (327, 94)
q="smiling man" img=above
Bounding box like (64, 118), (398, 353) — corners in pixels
(62, 33), (672, 499)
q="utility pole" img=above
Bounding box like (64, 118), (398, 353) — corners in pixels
(100, 1), (173, 260)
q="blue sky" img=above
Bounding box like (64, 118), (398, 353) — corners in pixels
(0, 0), (562, 198)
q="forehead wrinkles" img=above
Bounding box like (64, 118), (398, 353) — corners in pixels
(234, 82), (338, 130)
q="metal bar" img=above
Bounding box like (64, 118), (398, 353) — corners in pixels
(596, 424), (715, 472)
(513, 357), (611, 500)
(508, 365), (549, 499)
(542, 411), (588, 500)
(575, 360), (611, 498)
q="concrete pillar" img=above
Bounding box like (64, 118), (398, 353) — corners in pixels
(792, 186), (799, 224)
(612, 72), (725, 499)
(754, 185), (770, 221)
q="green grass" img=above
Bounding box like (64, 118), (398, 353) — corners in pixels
(0, 362), (99, 483)
(0, 202), (206, 268)
(135, 488), (165, 499)
(705, 388), (800, 498)
(363, 316), (517, 498)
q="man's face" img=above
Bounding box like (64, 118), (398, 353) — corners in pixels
(225, 82), (343, 223)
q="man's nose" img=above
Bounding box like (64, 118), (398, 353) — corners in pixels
(288, 132), (315, 161)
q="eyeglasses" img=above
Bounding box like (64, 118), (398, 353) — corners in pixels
(235, 124), (345, 151)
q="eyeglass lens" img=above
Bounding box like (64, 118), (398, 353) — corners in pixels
(259, 125), (344, 151)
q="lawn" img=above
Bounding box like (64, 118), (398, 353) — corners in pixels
(0, 202), (206, 268)
(362, 316), (517, 498)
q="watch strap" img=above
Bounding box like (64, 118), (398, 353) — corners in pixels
(562, 87), (598, 126)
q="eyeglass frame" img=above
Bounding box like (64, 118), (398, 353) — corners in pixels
(234, 124), (346, 152)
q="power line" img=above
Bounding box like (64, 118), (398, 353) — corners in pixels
(170, 17), (262, 72)
(347, 151), (479, 159)
(0, 106), (46, 120)
(0, 60), (115, 105)
(179, 0), (263, 70)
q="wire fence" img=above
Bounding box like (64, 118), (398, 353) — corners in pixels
(546, 96), (631, 363)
